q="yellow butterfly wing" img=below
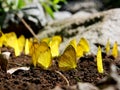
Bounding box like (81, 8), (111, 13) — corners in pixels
(51, 36), (62, 43)
(97, 46), (104, 73)
(30, 42), (52, 69)
(105, 39), (110, 55)
(4, 32), (20, 56)
(0, 32), (6, 47)
(18, 35), (25, 54)
(49, 36), (62, 57)
(69, 39), (83, 58)
(58, 45), (77, 71)
(25, 39), (32, 55)
(69, 39), (77, 52)
(78, 37), (90, 53)
(76, 44), (84, 58)
(41, 37), (50, 44)
(112, 41), (118, 58)
(37, 42), (52, 69)
(29, 42), (40, 67)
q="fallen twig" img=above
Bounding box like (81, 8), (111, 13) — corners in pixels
(55, 70), (70, 86)
(16, 13), (38, 39)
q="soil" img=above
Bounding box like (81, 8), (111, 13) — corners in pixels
(0, 47), (120, 90)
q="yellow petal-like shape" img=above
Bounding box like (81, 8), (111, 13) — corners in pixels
(69, 39), (83, 58)
(25, 39), (32, 55)
(41, 37), (50, 44)
(78, 37), (90, 53)
(58, 45), (77, 71)
(49, 36), (62, 57)
(0, 32), (6, 47)
(52, 36), (62, 44)
(97, 46), (104, 73)
(29, 42), (39, 67)
(37, 42), (52, 69)
(76, 44), (84, 58)
(30, 42), (52, 69)
(69, 39), (77, 52)
(105, 39), (110, 55)
(18, 35), (25, 54)
(112, 41), (118, 58)
(4, 32), (20, 56)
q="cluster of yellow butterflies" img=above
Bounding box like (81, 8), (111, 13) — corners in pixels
(0, 31), (119, 73)
(97, 40), (118, 73)
(30, 36), (90, 70)
(0, 32), (26, 56)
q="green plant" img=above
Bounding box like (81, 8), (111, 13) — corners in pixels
(0, 0), (67, 18)
(40, 0), (67, 18)
(0, 0), (30, 12)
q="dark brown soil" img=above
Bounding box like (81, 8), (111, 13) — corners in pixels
(0, 47), (120, 90)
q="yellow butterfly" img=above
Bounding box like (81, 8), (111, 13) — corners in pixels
(41, 37), (50, 44)
(105, 39), (110, 55)
(78, 37), (90, 53)
(69, 39), (77, 51)
(69, 37), (90, 58)
(112, 41), (118, 58)
(97, 46), (104, 73)
(49, 36), (62, 57)
(24, 38), (33, 55)
(18, 35), (25, 54)
(41, 36), (62, 57)
(0, 31), (6, 47)
(58, 45), (77, 71)
(4, 32), (20, 56)
(30, 42), (52, 69)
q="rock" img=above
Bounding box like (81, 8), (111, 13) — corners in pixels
(101, 0), (120, 10)
(46, 11), (72, 22)
(77, 82), (99, 90)
(72, 11), (92, 18)
(60, 0), (102, 13)
(21, 2), (47, 26)
(96, 64), (120, 90)
(37, 9), (120, 54)
(54, 11), (72, 20)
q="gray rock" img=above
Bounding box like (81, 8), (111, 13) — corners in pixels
(61, 0), (102, 13)
(54, 11), (72, 20)
(37, 9), (120, 54)
(46, 11), (72, 22)
(22, 3), (47, 26)
(77, 82), (99, 90)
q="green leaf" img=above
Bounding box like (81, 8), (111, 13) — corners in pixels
(17, 0), (26, 9)
(53, 0), (60, 4)
(42, 3), (54, 18)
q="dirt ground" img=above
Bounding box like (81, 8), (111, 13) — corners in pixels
(0, 47), (120, 90)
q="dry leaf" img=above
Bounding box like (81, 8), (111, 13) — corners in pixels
(7, 67), (30, 74)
